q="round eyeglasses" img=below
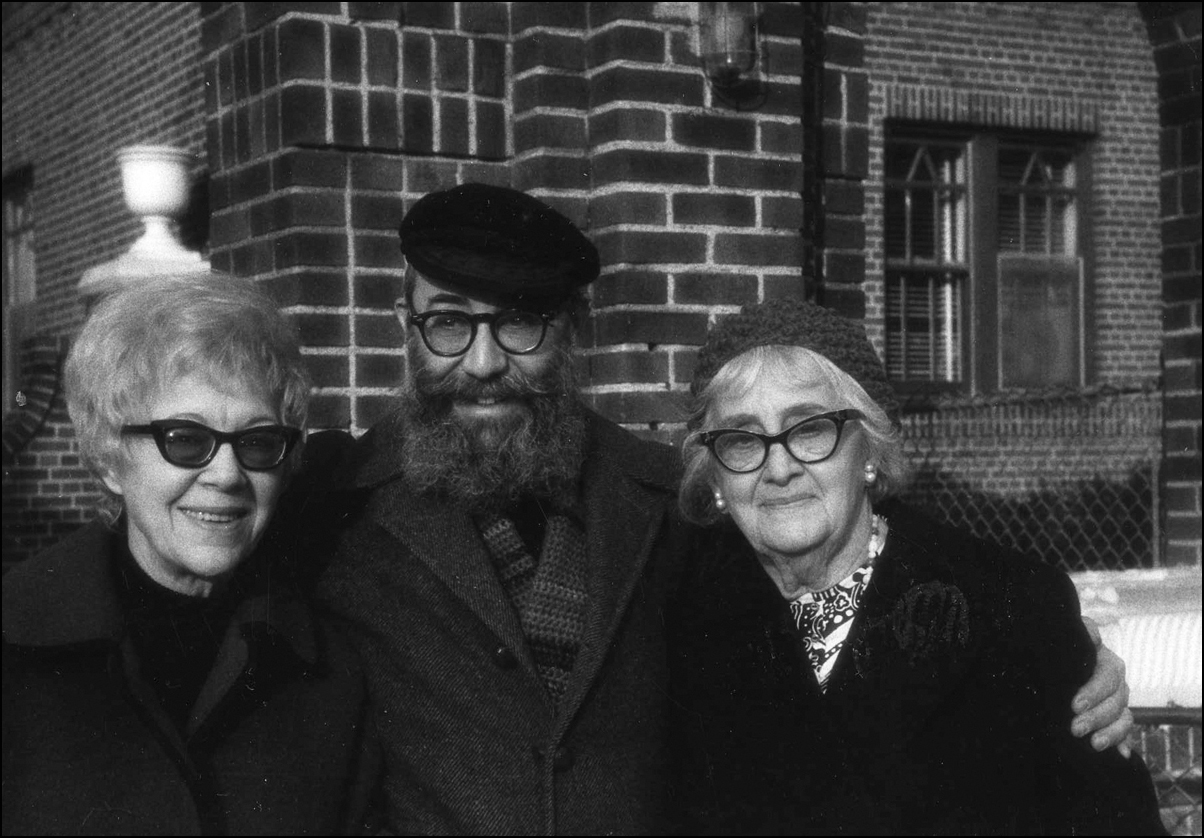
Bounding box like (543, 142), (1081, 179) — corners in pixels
(120, 420), (302, 471)
(695, 409), (863, 474)
(408, 309), (554, 357)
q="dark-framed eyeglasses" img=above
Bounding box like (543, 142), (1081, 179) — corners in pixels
(694, 409), (863, 474)
(120, 420), (302, 471)
(408, 309), (554, 357)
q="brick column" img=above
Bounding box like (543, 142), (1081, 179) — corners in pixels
(817, 1), (868, 319)
(511, 3), (590, 201)
(581, 3), (708, 436)
(1141, 4), (1202, 566)
(200, 2), (511, 433)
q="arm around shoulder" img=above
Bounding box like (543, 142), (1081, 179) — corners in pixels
(1006, 559), (1167, 836)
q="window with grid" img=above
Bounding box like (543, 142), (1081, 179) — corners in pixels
(996, 145), (1082, 389)
(884, 138), (966, 386)
(884, 129), (1089, 394)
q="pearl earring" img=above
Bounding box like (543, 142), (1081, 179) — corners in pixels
(713, 491), (727, 512)
(864, 464), (877, 485)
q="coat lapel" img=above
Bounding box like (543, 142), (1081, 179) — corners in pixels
(555, 417), (672, 727)
(340, 409), (538, 666)
(185, 579), (319, 736)
(4, 523), (197, 765)
(338, 407), (679, 706)
(368, 478), (532, 664)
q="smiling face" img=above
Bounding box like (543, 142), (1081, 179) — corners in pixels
(400, 271), (572, 445)
(392, 270), (586, 511)
(102, 374), (289, 597)
(708, 351), (874, 596)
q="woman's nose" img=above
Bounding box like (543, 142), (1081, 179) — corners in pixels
(199, 442), (249, 487)
(762, 440), (805, 483)
(460, 322), (509, 379)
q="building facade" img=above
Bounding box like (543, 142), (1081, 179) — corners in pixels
(4, 2), (1201, 832)
(3, 2), (1199, 567)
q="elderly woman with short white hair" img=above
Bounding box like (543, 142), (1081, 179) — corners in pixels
(3, 272), (379, 836)
(669, 297), (1164, 835)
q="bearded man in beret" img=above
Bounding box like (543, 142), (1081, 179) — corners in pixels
(306, 183), (690, 835)
(292, 183), (1134, 836)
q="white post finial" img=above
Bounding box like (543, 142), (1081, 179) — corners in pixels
(78, 145), (209, 299)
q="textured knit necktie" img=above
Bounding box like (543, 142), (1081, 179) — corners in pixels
(790, 565), (874, 691)
(477, 513), (588, 703)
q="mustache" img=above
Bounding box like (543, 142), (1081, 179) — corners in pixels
(411, 347), (573, 404)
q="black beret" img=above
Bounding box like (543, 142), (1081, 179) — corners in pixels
(692, 296), (901, 426)
(398, 183), (600, 306)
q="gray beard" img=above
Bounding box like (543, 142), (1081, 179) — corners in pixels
(397, 337), (587, 513)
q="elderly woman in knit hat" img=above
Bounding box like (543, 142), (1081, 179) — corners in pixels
(668, 297), (1164, 835)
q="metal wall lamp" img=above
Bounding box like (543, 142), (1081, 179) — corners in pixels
(699, 2), (760, 92)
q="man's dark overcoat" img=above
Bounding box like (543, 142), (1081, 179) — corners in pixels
(310, 408), (692, 835)
(3, 521), (381, 836)
(669, 500), (1166, 836)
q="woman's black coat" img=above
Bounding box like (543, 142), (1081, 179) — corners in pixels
(3, 521), (381, 836)
(668, 500), (1165, 835)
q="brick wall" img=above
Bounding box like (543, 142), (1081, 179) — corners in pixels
(202, 2), (522, 434)
(2, 1), (206, 566)
(200, 2), (860, 446)
(5, 1), (1192, 571)
(861, 1), (1163, 385)
(2, 1), (207, 338)
(199, 2), (1163, 442)
(900, 385), (1162, 570)
(1140, 2), (1202, 567)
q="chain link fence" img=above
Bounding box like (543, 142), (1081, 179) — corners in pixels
(896, 382), (1162, 573)
(896, 383), (1204, 834)
(1134, 707), (1203, 836)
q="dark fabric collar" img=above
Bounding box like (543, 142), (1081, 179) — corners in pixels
(3, 519), (125, 647)
(332, 403), (682, 494)
(865, 499), (964, 592)
(851, 499), (994, 644)
(3, 519), (320, 667)
(586, 405), (682, 490)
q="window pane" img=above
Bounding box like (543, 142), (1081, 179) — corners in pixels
(885, 136), (968, 385)
(885, 138), (967, 267)
(3, 174), (36, 306)
(941, 188), (965, 263)
(1024, 194), (1047, 253)
(1052, 195), (1073, 255)
(885, 271), (963, 383)
(912, 191), (936, 259)
(998, 255), (1080, 388)
(999, 145), (1076, 258)
(999, 147), (1032, 185)
(1044, 149), (1074, 187)
(885, 141), (917, 180)
(885, 190), (906, 258)
(999, 193), (1021, 251)
(3, 166), (37, 419)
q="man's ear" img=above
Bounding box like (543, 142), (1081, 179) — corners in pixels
(394, 298), (409, 333)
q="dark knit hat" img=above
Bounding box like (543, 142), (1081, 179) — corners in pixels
(399, 183), (600, 306)
(692, 297), (900, 423)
